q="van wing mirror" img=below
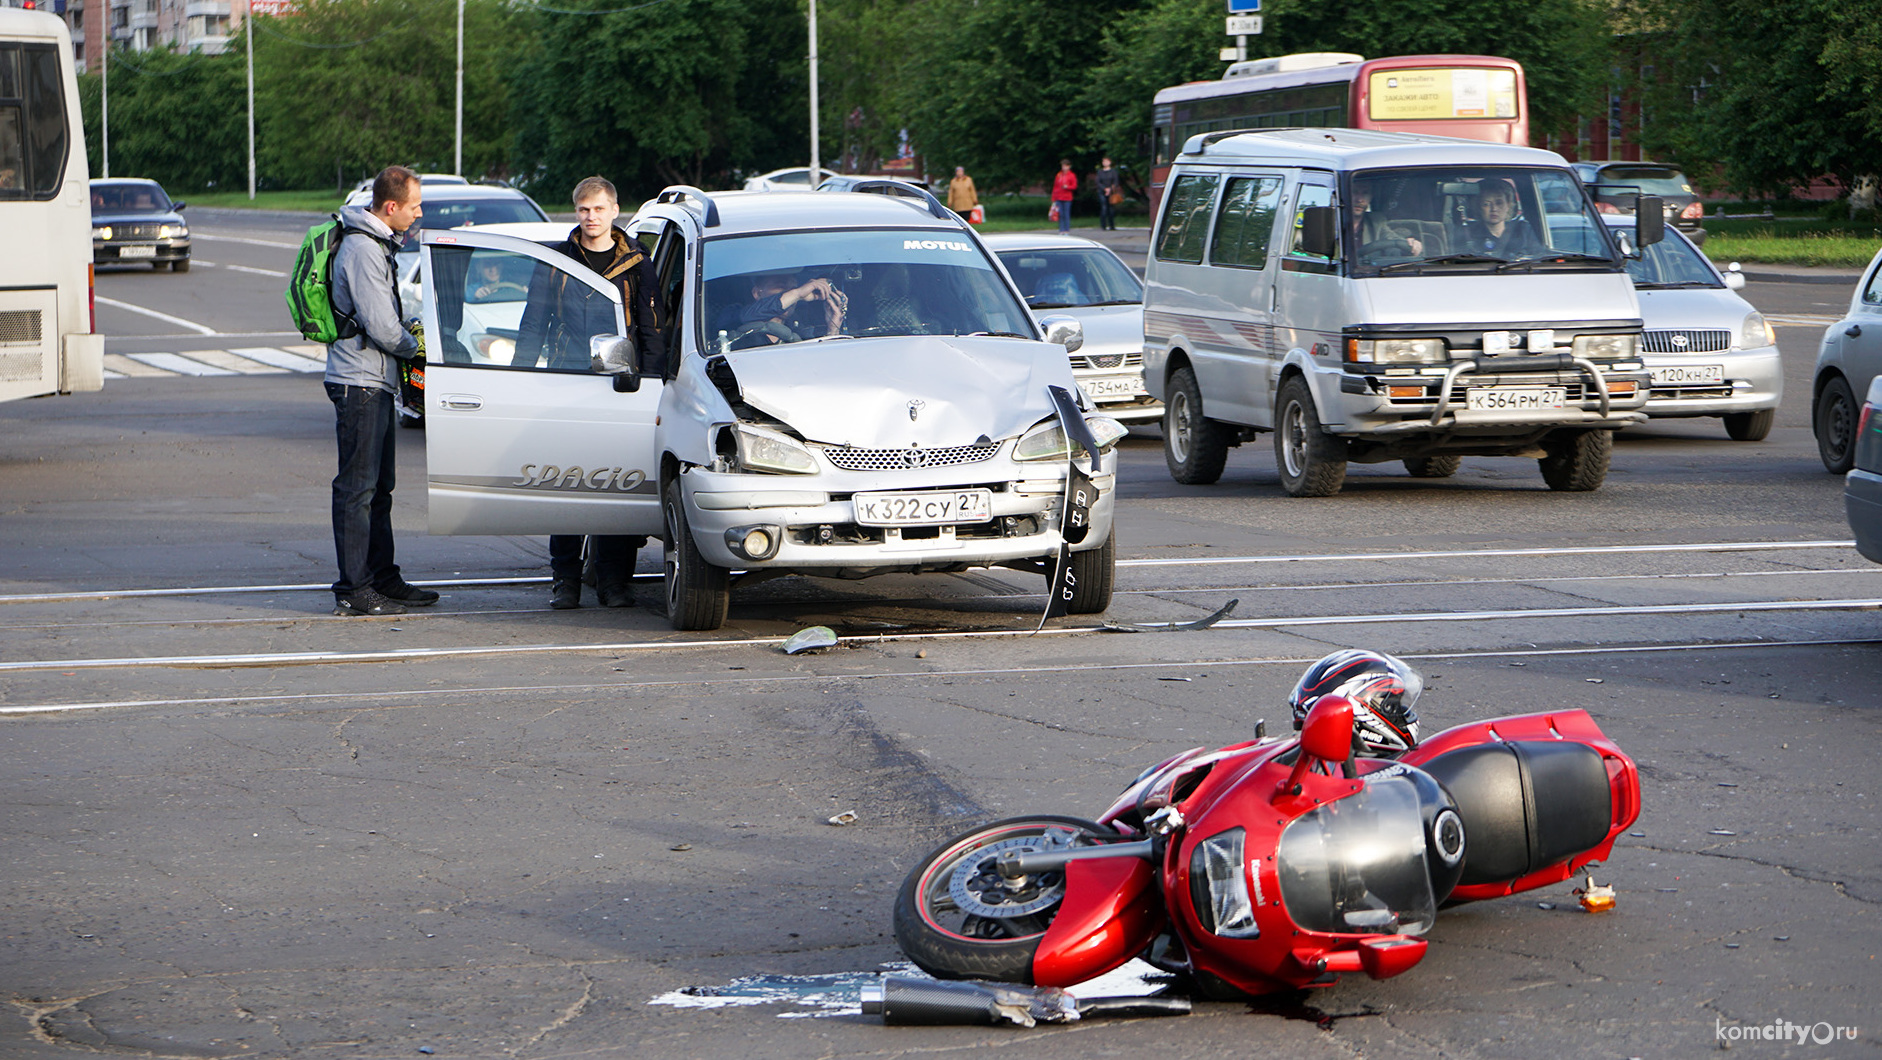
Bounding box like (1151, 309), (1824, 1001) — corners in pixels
(1634, 195), (1665, 248)
(589, 333), (641, 392)
(1299, 205), (1338, 259)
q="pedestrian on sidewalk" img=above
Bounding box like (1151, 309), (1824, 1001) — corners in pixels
(1095, 157), (1121, 231)
(1051, 158), (1077, 234)
(324, 165), (437, 617)
(947, 166), (978, 221)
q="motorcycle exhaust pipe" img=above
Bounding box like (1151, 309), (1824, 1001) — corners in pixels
(861, 977), (1190, 1027)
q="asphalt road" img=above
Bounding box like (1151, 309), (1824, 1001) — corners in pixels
(0, 212), (1875, 1058)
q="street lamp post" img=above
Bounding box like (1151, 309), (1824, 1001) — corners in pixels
(246, 0), (255, 199)
(453, 0), (462, 176)
(99, 31), (107, 178)
(807, 0), (818, 184)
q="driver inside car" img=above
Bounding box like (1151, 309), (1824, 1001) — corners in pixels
(713, 270), (846, 349)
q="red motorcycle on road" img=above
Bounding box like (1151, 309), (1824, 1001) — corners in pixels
(892, 651), (1640, 997)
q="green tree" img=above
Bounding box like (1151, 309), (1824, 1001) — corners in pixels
(252, 0), (517, 189)
(815, 0), (923, 174)
(507, 0), (808, 200)
(77, 47), (247, 192)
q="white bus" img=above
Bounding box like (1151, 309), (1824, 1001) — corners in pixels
(0, 8), (102, 404)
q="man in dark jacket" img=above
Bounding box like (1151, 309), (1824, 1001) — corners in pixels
(324, 165), (437, 617)
(513, 176), (666, 609)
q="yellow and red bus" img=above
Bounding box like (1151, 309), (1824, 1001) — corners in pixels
(1150, 53), (1528, 210)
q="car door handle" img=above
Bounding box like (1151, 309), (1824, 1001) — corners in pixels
(1847, 325), (1863, 338)
(441, 395), (483, 410)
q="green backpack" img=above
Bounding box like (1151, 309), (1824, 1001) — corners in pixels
(284, 214), (360, 344)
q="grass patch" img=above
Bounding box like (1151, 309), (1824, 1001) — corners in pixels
(184, 189), (349, 212)
(970, 194), (1152, 233)
(1704, 228), (1880, 269)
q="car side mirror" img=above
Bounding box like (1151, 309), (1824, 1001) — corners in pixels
(1040, 314), (1084, 354)
(589, 333), (640, 392)
(1724, 262), (1746, 290)
(1634, 195), (1665, 248)
(172, 201), (188, 211)
(1299, 205), (1338, 259)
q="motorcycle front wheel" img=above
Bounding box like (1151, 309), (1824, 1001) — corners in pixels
(892, 815), (1111, 983)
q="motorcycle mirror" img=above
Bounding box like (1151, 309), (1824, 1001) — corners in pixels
(1299, 695), (1357, 763)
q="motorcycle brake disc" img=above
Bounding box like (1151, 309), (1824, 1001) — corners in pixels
(947, 832), (1079, 919)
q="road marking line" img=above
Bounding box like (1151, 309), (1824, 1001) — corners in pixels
(1119, 539), (1855, 568)
(1, 597), (1877, 674)
(3, 637), (1873, 715)
(178, 349), (291, 374)
(123, 352), (237, 376)
(0, 576), (552, 605)
(226, 346), (327, 372)
(191, 233), (300, 250)
(94, 296), (218, 335)
(221, 263), (289, 278)
(100, 353), (175, 377)
(102, 369), (126, 379)
(1765, 314), (1837, 326)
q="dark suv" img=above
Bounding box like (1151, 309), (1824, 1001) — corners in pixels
(1572, 162), (1706, 245)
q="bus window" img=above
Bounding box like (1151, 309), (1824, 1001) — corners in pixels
(1155, 174), (1219, 264)
(0, 42), (66, 201)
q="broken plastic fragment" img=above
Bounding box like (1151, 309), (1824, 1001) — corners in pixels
(827, 811), (858, 826)
(782, 626), (839, 654)
(1101, 599), (1238, 633)
(1575, 874), (1616, 913)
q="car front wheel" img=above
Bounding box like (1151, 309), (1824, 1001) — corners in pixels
(662, 477), (730, 631)
(1815, 376), (1857, 472)
(1274, 376), (1346, 497)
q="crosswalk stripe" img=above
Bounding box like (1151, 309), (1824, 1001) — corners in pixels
(228, 346), (327, 372)
(181, 349), (291, 373)
(102, 353), (177, 377)
(1765, 314), (1837, 326)
(124, 352), (238, 376)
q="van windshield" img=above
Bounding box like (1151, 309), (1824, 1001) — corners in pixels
(1344, 166), (1619, 276)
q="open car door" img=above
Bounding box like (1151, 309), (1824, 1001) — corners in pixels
(419, 229), (661, 537)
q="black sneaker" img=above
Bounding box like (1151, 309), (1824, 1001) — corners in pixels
(377, 579), (440, 606)
(334, 587), (407, 616)
(550, 579), (581, 610)
(595, 581), (635, 608)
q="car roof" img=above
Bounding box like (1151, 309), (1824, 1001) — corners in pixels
(90, 177), (164, 188)
(1183, 128), (1568, 170)
(978, 233), (1116, 252)
(678, 189), (973, 234)
(457, 221), (571, 243)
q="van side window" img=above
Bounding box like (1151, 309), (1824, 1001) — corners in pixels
(1210, 176), (1283, 269)
(1155, 174), (1220, 264)
(1288, 184), (1337, 262)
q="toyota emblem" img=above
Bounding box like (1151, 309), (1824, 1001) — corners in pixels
(1670, 334), (1689, 348)
(901, 448), (928, 469)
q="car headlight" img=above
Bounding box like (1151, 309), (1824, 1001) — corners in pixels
(1014, 415), (1128, 462)
(1739, 311), (1774, 348)
(1344, 337), (1446, 364)
(93, 226), (111, 240)
(1572, 334), (1638, 360)
(731, 423), (818, 475)
(1188, 827), (1260, 938)
(158, 224), (187, 239)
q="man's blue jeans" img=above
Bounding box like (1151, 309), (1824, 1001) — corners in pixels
(1056, 199), (1072, 233)
(327, 383), (403, 596)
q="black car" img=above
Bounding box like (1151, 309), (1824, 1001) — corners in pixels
(91, 178), (191, 272)
(1571, 161), (1707, 246)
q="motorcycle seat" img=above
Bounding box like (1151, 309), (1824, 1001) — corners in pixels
(1419, 740), (1611, 886)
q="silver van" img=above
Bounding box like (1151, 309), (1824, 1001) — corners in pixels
(1143, 129), (1660, 495)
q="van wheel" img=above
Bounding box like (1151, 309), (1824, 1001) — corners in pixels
(1274, 376), (1346, 497)
(1163, 366), (1231, 484)
(1062, 531), (1115, 614)
(1404, 455), (1461, 478)
(1538, 429), (1611, 491)
(1722, 408), (1773, 442)
(1815, 377), (1857, 472)
(662, 477), (730, 631)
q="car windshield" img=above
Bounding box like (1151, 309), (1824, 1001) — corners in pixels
(1622, 229), (1720, 288)
(702, 229), (1036, 353)
(91, 182), (170, 213)
(996, 246), (1144, 308)
(1344, 166), (1618, 274)
(397, 196), (550, 251)
(1595, 167), (1692, 197)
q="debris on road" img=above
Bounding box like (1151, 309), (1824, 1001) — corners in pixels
(782, 626), (839, 654)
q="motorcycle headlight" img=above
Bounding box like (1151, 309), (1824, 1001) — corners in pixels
(1739, 311), (1774, 349)
(1187, 827), (1260, 938)
(731, 423), (818, 475)
(1572, 334), (1638, 360)
(1013, 415), (1128, 462)
(1344, 337), (1446, 364)
(93, 226), (112, 241)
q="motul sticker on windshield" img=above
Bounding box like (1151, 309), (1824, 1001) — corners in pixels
(903, 239), (974, 252)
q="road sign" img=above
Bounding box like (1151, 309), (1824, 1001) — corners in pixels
(1227, 0), (1260, 11)
(1226, 14), (1263, 34)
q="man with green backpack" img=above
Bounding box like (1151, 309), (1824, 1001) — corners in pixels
(312, 165), (436, 616)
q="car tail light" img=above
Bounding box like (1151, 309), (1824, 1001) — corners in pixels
(1680, 201), (1705, 220)
(88, 263), (96, 333)
(1860, 402), (1875, 443)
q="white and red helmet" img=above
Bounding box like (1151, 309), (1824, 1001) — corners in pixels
(1288, 649), (1423, 754)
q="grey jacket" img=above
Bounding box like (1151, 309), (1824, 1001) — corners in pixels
(324, 205), (418, 392)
